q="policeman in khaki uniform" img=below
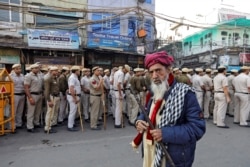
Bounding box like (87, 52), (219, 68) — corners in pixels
(103, 69), (111, 116)
(81, 68), (91, 122)
(192, 68), (205, 110)
(232, 66), (250, 127)
(24, 64), (43, 133)
(89, 66), (103, 130)
(213, 66), (231, 128)
(43, 66), (60, 133)
(9, 64), (25, 129)
(67, 66), (81, 132)
(202, 69), (213, 119)
(227, 69), (238, 117)
(58, 66), (69, 124)
(176, 67), (192, 86)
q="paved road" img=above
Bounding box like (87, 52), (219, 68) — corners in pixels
(0, 116), (249, 167)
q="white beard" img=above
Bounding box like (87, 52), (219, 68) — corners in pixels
(151, 80), (168, 101)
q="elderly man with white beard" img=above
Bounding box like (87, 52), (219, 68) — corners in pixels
(134, 51), (206, 167)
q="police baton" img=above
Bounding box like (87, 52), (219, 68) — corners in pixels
(134, 96), (175, 167)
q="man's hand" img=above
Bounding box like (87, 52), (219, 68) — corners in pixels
(150, 129), (162, 142)
(136, 120), (149, 133)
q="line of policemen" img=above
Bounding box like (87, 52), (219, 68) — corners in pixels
(174, 65), (250, 128)
(8, 63), (151, 133)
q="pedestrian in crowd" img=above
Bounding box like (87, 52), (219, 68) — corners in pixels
(135, 51), (205, 167)
(213, 66), (231, 128)
(98, 67), (105, 121)
(58, 66), (69, 125)
(227, 69), (238, 117)
(232, 66), (250, 127)
(43, 66), (60, 133)
(9, 64), (25, 129)
(192, 68), (205, 110)
(113, 65), (130, 128)
(202, 69), (213, 119)
(89, 66), (103, 130)
(172, 67), (180, 79)
(110, 67), (118, 119)
(67, 66), (81, 132)
(123, 66), (131, 120)
(176, 67), (192, 86)
(103, 69), (112, 116)
(81, 68), (91, 123)
(24, 64), (43, 133)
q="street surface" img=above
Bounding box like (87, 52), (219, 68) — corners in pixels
(0, 116), (250, 167)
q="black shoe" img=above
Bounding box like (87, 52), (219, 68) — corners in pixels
(73, 124), (79, 128)
(217, 125), (229, 129)
(227, 114), (234, 117)
(16, 126), (23, 129)
(97, 122), (103, 126)
(91, 127), (101, 130)
(114, 124), (125, 128)
(85, 119), (90, 123)
(239, 124), (250, 127)
(44, 129), (57, 133)
(233, 122), (240, 124)
(67, 127), (79, 132)
(27, 128), (39, 133)
(34, 125), (43, 128)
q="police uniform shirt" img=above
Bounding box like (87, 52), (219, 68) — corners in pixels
(192, 74), (204, 91)
(214, 73), (228, 92)
(81, 76), (90, 91)
(202, 74), (213, 91)
(68, 73), (81, 95)
(10, 72), (25, 93)
(24, 71), (43, 92)
(227, 74), (235, 91)
(103, 75), (110, 90)
(124, 72), (131, 89)
(89, 74), (102, 95)
(233, 73), (250, 93)
(113, 69), (124, 90)
(44, 74), (60, 102)
(59, 73), (68, 94)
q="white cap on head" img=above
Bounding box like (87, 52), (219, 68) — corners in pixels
(230, 69), (238, 73)
(240, 66), (250, 70)
(124, 64), (130, 72)
(71, 66), (80, 71)
(218, 65), (226, 69)
(12, 64), (21, 69)
(173, 68), (179, 72)
(205, 69), (212, 73)
(30, 64), (39, 69)
(62, 66), (69, 71)
(104, 69), (110, 73)
(49, 66), (58, 71)
(182, 68), (189, 73)
(195, 68), (203, 72)
(134, 68), (140, 72)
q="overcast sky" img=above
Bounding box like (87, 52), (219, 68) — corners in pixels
(155, 0), (249, 39)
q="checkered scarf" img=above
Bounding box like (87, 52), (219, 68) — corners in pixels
(154, 82), (195, 167)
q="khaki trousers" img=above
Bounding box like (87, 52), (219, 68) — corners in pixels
(82, 92), (90, 120)
(203, 91), (211, 118)
(129, 94), (139, 124)
(213, 93), (227, 126)
(234, 93), (250, 125)
(227, 90), (235, 115)
(195, 91), (204, 110)
(26, 94), (42, 129)
(58, 92), (67, 122)
(90, 95), (101, 128)
(124, 90), (132, 117)
(44, 95), (60, 131)
(114, 91), (123, 125)
(14, 94), (25, 127)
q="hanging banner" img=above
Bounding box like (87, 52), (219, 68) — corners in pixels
(27, 29), (79, 49)
(239, 52), (250, 64)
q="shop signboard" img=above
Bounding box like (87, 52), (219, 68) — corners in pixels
(27, 29), (79, 49)
(239, 52), (250, 64)
(87, 32), (133, 51)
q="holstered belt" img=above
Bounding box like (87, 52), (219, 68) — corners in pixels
(67, 93), (81, 97)
(90, 94), (101, 97)
(14, 93), (25, 96)
(30, 92), (42, 95)
(215, 91), (224, 93)
(114, 89), (123, 91)
(236, 92), (249, 94)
